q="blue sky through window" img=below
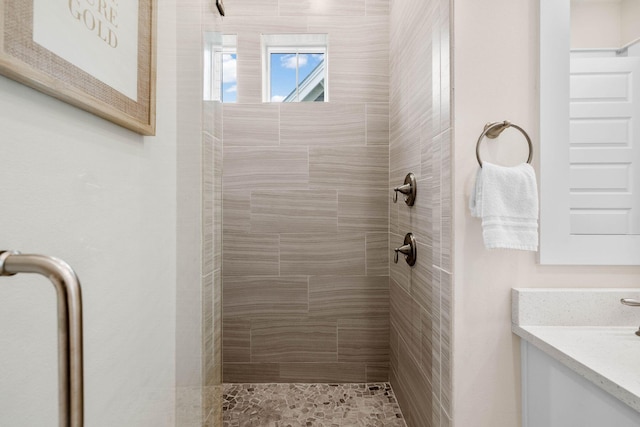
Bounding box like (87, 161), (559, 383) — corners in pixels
(270, 53), (324, 102)
(222, 53), (237, 103)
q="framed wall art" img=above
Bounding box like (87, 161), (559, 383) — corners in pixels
(0, 0), (157, 135)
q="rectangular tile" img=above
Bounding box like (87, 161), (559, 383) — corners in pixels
(213, 270), (222, 378)
(223, 0), (278, 16)
(366, 0), (389, 16)
(431, 133), (442, 269)
(430, 268), (442, 402)
(220, 17), (310, 34)
(202, 273), (214, 384)
(251, 318), (337, 362)
(366, 364), (389, 382)
(223, 276), (308, 318)
(235, 34), (262, 104)
(280, 233), (366, 275)
(224, 147), (309, 191)
(309, 276), (389, 318)
(222, 319), (251, 363)
(396, 176), (433, 248)
(329, 58), (390, 103)
(278, 0), (365, 16)
(409, 242), (435, 312)
(223, 193), (251, 234)
(390, 323), (399, 374)
(421, 307), (434, 392)
(280, 103), (366, 147)
(279, 363), (367, 382)
(366, 232), (389, 276)
(390, 232), (410, 290)
(338, 190), (388, 232)
(223, 233), (279, 276)
(440, 270), (452, 416)
(390, 278), (422, 363)
(366, 103), (390, 146)
(223, 363), (280, 383)
(338, 318), (389, 363)
(397, 336), (433, 427)
(310, 146), (388, 190)
(251, 190), (338, 234)
(440, 130), (452, 273)
(307, 17), (389, 59)
(223, 104), (280, 146)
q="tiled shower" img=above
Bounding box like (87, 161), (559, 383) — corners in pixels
(218, 0), (452, 426)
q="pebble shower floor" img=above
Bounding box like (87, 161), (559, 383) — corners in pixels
(222, 383), (407, 427)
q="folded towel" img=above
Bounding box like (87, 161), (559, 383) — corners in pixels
(469, 162), (539, 251)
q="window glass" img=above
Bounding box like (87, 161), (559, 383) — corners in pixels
(298, 53), (325, 102)
(261, 34), (328, 103)
(270, 53), (297, 102)
(222, 53), (237, 103)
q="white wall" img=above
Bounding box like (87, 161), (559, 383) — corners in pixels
(453, 0), (640, 426)
(571, 0), (622, 48)
(0, 1), (182, 426)
(621, 0), (640, 46)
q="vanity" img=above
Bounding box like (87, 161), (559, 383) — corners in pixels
(513, 289), (640, 427)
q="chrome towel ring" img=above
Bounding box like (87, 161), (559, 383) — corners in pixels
(476, 120), (533, 168)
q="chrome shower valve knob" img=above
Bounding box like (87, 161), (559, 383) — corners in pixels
(393, 233), (417, 266)
(392, 173), (417, 206)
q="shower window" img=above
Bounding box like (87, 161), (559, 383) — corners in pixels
(262, 34), (328, 103)
(204, 34), (237, 103)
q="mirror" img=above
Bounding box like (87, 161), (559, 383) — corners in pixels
(540, 0), (640, 265)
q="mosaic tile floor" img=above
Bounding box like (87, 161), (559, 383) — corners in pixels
(223, 383), (407, 427)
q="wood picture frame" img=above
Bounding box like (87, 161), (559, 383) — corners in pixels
(0, 0), (157, 135)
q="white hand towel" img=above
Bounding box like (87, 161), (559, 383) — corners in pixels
(469, 162), (539, 251)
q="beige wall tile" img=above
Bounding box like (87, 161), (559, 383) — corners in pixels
(220, 16), (308, 34)
(251, 318), (337, 362)
(235, 34), (263, 104)
(223, 363), (280, 383)
(307, 17), (389, 59)
(367, 103), (390, 146)
(366, 232), (389, 276)
(440, 270), (452, 416)
(338, 318), (389, 363)
(278, 0), (365, 16)
(251, 190), (338, 234)
(329, 58), (389, 103)
(280, 233), (366, 276)
(389, 232), (410, 290)
(224, 147), (309, 191)
(223, 276), (309, 318)
(390, 279), (422, 363)
(223, 193), (251, 234)
(441, 130), (452, 273)
(223, 104), (280, 146)
(280, 103), (366, 147)
(309, 276), (389, 318)
(408, 242), (435, 311)
(223, 232), (280, 276)
(365, 364), (389, 382)
(310, 146), (388, 190)
(338, 190), (388, 232)
(223, 0), (278, 17)
(366, 0), (389, 16)
(279, 363), (367, 382)
(222, 319), (251, 363)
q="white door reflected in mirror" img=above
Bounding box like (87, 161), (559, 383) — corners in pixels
(539, 0), (640, 265)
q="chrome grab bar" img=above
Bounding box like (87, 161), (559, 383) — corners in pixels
(0, 251), (84, 427)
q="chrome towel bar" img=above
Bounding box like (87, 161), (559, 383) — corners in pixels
(476, 120), (533, 167)
(0, 251), (84, 427)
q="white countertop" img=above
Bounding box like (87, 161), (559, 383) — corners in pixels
(512, 289), (640, 413)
